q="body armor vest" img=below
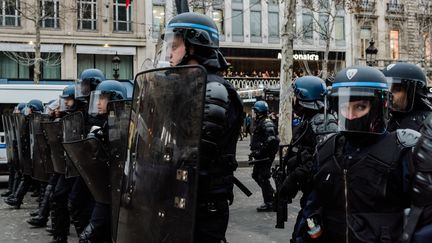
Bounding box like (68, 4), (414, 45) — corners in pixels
(198, 74), (243, 199)
(313, 131), (417, 243)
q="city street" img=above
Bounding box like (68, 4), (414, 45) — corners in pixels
(0, 137), (300, 243)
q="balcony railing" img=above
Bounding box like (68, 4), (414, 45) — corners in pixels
(358, 1), (375, 12)
(387, 3), (404, 14)
(225, 77), (280, 98)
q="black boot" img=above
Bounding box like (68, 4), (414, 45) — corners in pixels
(1, 165), (16, 197)
(4, 176), (30, 209)
(27, 184), (54, 227)
(49, 235), (68, 243)
(256, 202), (274, 212)
(29, 210), (39, 217)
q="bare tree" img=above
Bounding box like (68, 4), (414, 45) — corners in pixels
(299, 0), (345, 79)
(278, 0), (297, 145)
(2, 0), (77, 84)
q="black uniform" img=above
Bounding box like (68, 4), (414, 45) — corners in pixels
(250, 116), (279, 206)
(195, 73), (243, 243)
(299, 130), (419, 243)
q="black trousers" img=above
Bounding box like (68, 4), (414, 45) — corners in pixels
(252, 161), (275, 204)
(195, 200), (229, 243)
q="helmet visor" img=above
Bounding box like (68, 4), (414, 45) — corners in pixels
(75, 79), (92, 99)
(155, 28), (186, 68)
(59, 97), (74, 112)
(385, 77), (417, 112)
(330, 87), (388, 134)
(88, 90), (110, 116)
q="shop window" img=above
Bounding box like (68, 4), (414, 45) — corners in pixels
(0, 0), (20, 27)
(360, 27), (371, 59)
(77, 54), (133, 80)
(212, 9), (224, 35)
(41, 0), (60, 28)
(232, 10), (243, 37)
(152, 4), (165, 38)
(302, 13), (313, 40)
(114, 0), (132, 32)
(250, 11), (261, 37)
(0, 52), (61, 79)
(335, 16), (345, 41)
(319, 14), (329, 40)
(390, 30), (399, 60)
(77, 0), (97, 30)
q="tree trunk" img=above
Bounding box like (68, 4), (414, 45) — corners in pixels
(278, 0), (296, 145)
(321, 38), (330, 80)
(33, 0), (42, 84)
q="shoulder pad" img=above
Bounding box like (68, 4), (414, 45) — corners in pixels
(311, 113), (338, 135)
(206, 81), (229, 104)
(317, 132), (338, 148)
(396, 129), (421, 148)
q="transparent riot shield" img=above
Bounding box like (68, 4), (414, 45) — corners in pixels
(14, 114), (32, 175)
(29, 113), (50, 182)
(106, 100), (131, 240)
(62, 112), (85, 178)
(115, 65), (206, 243)
(62, 138), (111, 204)
(41, 121), (66, 174)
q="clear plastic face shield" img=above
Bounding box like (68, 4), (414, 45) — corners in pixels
(75, 79), (92, 100)
(59, 97), (74, 112)
(155, 28), (187, 68)
(45, 99), (60, 116)
(88, 90), (110, 116)
(386, 77), (418, 112)
(23, 106), (32, 116)
(330, 87), (389, 134)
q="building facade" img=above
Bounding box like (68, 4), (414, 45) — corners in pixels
(348, 0), (432, 83)
(0, 0), (151, 81)
(0, 0), (350, 84)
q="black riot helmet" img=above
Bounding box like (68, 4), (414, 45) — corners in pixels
(330, 66), (390, 135)
(157, 12), (228, 71)
(88, 80), (127, 117)
(289, 76), (326, 116)
(382, 63), (432, 112)
(75, 69), (106, 100)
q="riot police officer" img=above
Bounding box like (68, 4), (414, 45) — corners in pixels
(1, 103), (26, 198)
(382, 63), (432, 131)
(5, 99), (44, 208)
(78, 80), (127, 243)
(297, 66), (426, 242)
(161, 12), (243, 242)
(278, 76), (337, 239)
(27, 99), (60, 227)
(249, 100), (279, 212)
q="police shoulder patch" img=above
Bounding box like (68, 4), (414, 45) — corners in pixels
(396, 129), (421, 148)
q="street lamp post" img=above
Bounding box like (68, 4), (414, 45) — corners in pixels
(365, 39), (378, 67)
(112, 52), (121, 80)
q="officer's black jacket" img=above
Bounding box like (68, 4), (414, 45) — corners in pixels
(250, 117), (278, 160)
(302, 131), (416, 243)
(198, 73), (243, 201)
